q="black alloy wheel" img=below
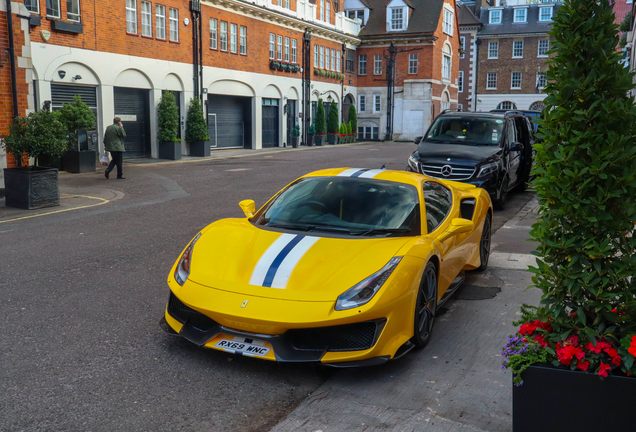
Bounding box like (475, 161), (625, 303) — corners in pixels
(476, 213), (492, 272)
(494, 176), (508, 210)
(412, 262), (438, 349)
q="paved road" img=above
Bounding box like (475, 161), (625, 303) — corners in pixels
(0, 142), (534, 432)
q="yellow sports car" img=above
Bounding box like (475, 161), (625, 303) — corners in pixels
(160, 168), (492, 366)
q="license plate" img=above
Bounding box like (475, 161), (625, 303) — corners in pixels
(214, 338), (271, 357)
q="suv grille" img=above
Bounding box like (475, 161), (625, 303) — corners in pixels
(167, 292), (218, 332)
(285, 319), (386, 352)
(421, 163), (475, 181)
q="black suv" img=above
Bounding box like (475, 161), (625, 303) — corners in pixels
(406, 111), (535, 210)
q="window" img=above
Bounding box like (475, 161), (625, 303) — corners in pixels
(538, 39), (550, 57)
(537, 72), (547, 89)
(25, 0), (39, 13)
(320, 46), (325, 69)
(422, 182), (452, 233)
(348, 10), (364, 23)
(331, 49), (336, 71)
(156, 5), (166, 40)
(169, 8), (179, 42)
(336, 50), (341, 72)
(489, 9), (501, 24)
(441, 92), (450, 111)
(270, 34), (275, 59)
(277, 35), (282, 60)
(539, 7), (553, 21)
(488, 41), (498, 59)
(358, 54), (367, 75)
(374, 55), (382, 75)
(391, 8), (403, 30)
(240, 26), (247, 55)
(320, 0), (325, 21)
(487, 72), (497, 89)
(513, 40), (524, 58)
(126, 0), (137, 33)
(458, 71), (464, 92)
(314, 45), (319, 66)
(141, 1), (152, 37)
(220, 21), (228, 51)
(284, 0), (290, 8)
(443, 8), (453, 35)
(511, 71), (522, 89)
(230, 23), (237, 53)
(358, 126), (379, 140)
(47, 0), (60, 17)
(513, 8), (527, 23)
(460, 36), (465, 59)
(409, 53), (418, 74)
(374, 94), (381, 113)
(67, 0), (80, 21)
(458, 103), (463, 110)
(346, 49), (355, 73)
(359, 95), (366, 113)
(292, 39), (297, 63)
(326, 1), (330, 23)
(442, 45), (451, 80)
(284, 37), (290, 61)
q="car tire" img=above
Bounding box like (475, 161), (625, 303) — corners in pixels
(475, 213), (492, 272)
(411, 261), (438, 349)
(493, 176), (508, 210)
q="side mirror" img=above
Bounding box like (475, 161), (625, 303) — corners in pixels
(239, 199), (256, 218)
(414, 136), (422, 145)
(512, 142), (524, 152)
(437, 218), (474, 242)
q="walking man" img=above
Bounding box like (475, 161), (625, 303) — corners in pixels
(104, 117), (126, 179)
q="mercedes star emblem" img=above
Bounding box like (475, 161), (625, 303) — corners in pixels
(441, 165), (453, 177)
(447, 158), (451, 161)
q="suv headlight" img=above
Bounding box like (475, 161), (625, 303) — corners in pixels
(335, 257), (403, 311)
(477, 161), (499, 178)
(408, 154), (420, 172)
(174, 233), (202, 286)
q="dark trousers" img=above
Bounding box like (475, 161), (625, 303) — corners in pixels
(106, 151), (123, 177)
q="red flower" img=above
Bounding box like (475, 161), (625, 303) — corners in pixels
(585, 340), (610, 354)
(518, 320), (552, 336)
(565, 335), (579, 346)
(603, 347), (618, 358)
(577, 360), (590, 371)
(628, 336), (636, 357)
(557, 344), (585, 366)
(533, 334), (548, 348)
(611, 355), (622, 366)
(598, 362), (611, 378)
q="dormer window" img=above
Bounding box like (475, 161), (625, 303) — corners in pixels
(391, 8), (404, 30)
(539, 6), (553, 21)
(514, 8), (527, 23)
(347, 9), (365, 25)
(489, 9), (502, 24)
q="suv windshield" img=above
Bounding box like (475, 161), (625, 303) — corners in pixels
(425, 116), (504, 146)
(253, 177), (420, 237)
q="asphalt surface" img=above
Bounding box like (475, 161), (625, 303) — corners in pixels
(0, 142), (534, 432)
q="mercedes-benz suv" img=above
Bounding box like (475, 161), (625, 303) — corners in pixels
(406, 111), (535, 210)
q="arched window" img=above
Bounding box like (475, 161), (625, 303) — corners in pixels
(442, 44), (452, 80)
(529, 101), (545, 111)
(441, 92), (450, 111)
(497, 101), (517, 110)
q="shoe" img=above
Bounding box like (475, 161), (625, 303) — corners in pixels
(117, 176), (126, 180)
(105, 170), (110, 179)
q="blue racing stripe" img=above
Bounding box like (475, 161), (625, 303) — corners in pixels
(262, 235), (304, 287)
(351, 169), (371, 178)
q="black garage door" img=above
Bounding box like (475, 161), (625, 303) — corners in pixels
(114, 87), (151, 158)
(51, 84), (98, 152)
(262, 98), (279, 148)
(207, 95), (252, 149)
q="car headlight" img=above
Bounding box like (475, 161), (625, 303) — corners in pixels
(174, 233), (202, 286)
(335, 257), (403, 311)
(408, 154), (419, 172)
(477, 161), (499, 178)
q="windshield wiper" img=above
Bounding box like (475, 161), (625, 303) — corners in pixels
(354, 227), (413, 236)
(306, 225), (354, 234)
(266, 222), (312, 231)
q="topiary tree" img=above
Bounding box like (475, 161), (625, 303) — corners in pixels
(503, 0), (636, 383)
(348, 104), (357, 139)
(315, 99), (326, 136)
(185, 97), (210, 143)
(328, 102), (339, 136)
(2, 111), (68, 167)
(157, 91), (180, 143)
(57, 95), (96, 150)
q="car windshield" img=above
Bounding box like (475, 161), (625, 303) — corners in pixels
(253, 177), (420, 237)
(424, 116), (504, 145)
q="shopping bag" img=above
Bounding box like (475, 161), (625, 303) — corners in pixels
(100, 152), (109, 166)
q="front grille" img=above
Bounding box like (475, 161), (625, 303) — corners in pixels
(285, 319), (386, 352)
(421, 163), (475, 181)
(167, 292), (218, 332)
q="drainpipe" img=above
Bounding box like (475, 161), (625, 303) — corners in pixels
(6, 0), (19, 119)
(474, 38), (481, 112)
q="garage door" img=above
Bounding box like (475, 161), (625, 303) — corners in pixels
(114, 87), (151, 158)
(51, 84), (98, 152)
(207, 95), (251, 149)
(262, 98), (279, 148)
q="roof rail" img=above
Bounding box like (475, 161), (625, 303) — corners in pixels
(439, 108), (465, 115)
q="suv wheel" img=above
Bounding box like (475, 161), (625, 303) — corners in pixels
(494, 176), (508, 210)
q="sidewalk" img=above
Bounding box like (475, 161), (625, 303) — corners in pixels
(271, 198), (541, 432)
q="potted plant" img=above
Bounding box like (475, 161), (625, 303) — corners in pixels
(501, 1), (636, 430)
(186, 97), (210, 157)
(327, 101), (339, 144)
(291, 124), (300, 148)
(307, 123), (315, 146)
(349, 105), (358, 141)
(157, 91), (181, 160)
(57, 95), (97, 173)
(339, 122), (346, 144)
(315, 99), (326, 146)
(2, 111), (68, 209)
(347, 122), (353, 143)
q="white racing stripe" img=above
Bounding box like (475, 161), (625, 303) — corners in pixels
(337, 168), (363, 177)
(357, 169), (385, 178)
(270, 236), (320, 289)
(249, 233), (297, 286)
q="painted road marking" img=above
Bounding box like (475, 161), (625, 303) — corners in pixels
(0, 194), (110, 224)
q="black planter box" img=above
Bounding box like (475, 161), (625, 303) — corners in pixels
(3, 167), (60, 210)
(38, 154), (63, 171)
(513, 364), (636, 432)
(29, 15), (41, 26)
(328, 134), (337, 145)
(159, 141), (182, 160)
(291, 137), (298, 148)
(315, 135), (324, 146)
(306, 135), (314, 146)
(190, 141), (210, 157)
(62, 150), (96, 173)
(50, 19), (83, 34)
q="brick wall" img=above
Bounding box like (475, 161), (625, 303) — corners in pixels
(458, 30), (474, 109)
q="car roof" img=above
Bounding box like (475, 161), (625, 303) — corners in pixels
(437, 111), (505, 119)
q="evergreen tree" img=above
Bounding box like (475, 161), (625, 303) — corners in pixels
(57, 95), (96, 150)
(348, 104), (357, 138)
(157, 91), (180, 143)
(315, 99), (326, 135)
(328, 102), (339, 135)
(185, 98), (210, 143)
